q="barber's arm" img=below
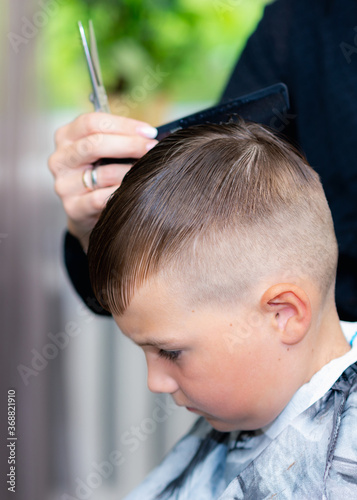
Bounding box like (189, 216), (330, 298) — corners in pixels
(63, 231), (110, 315)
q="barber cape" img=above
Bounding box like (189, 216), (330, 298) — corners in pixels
(124, 322), (357, 500)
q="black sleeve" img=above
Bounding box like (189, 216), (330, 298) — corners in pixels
(221, 0), (293, 100)
(63, 231), (111, 316)
(221, 0), (298, 144)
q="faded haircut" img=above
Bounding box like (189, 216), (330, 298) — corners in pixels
(88, 120), (338, 315)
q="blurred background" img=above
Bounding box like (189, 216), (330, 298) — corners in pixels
(1, 1), (269, 499)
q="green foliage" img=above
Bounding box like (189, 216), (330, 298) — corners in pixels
(39, 0), (270, 109)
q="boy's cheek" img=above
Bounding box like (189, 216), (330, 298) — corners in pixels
(222, 327), (252, 354)
(221, 318), (263, 354)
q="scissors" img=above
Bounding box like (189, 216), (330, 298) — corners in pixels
(78, 20), (110, 113)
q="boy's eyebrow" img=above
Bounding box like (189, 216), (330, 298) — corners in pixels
(131, 336), (182, 349)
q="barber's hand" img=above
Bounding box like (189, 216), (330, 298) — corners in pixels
(48, 112), (158, 252)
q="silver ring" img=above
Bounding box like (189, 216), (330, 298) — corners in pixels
(91, 168), (99, 189)
(82, 168), (93, 191)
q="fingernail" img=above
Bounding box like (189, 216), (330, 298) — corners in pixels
(146, 141), (157, 151)
(137, 126), (158, 139)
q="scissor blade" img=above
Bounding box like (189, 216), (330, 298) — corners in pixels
(78, 21), (101, 110)
(89, 19), (104, 87)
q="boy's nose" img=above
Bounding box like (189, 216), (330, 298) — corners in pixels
(147, 364), (179, 394)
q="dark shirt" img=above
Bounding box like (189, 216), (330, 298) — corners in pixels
(222, 0), (357, 319)
(64, 0), (357, 319)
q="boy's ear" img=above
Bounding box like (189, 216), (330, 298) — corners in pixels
(260, 284), (312, 345)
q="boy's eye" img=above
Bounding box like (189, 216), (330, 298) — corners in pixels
(158, 349), (182, 362)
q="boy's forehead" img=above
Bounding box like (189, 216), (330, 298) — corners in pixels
(112, 278), (190, 336)
(113, 307), (191, 350)
(124, 275), (189, 314)
(115, 271), (263, 326)
(114, 318), (184, 349)
(112, 277), (259, 353)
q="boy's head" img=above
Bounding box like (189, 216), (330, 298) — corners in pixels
(88, 120), (342, 431)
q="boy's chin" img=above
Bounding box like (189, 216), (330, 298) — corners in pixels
(204, 416), (241, 433)
(205, 415), (268, 433)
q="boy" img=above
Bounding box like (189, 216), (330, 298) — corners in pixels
(87, 121), (357, 499)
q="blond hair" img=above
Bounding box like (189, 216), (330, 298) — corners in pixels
(88, 121), (338, 314)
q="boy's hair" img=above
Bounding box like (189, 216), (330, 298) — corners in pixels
(88, 120), (338, 314)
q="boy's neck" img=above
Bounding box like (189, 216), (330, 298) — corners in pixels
(309, 304), (351, 379)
